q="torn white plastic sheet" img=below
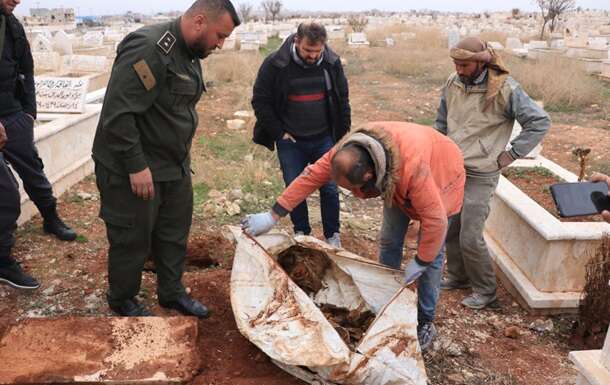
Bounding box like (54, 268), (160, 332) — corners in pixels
(229, 228), (428, 385)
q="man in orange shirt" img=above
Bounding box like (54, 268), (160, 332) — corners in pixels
(242, 121), (465, 350)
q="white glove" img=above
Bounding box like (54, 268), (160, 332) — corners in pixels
(403, 258), (428, 285)
(241, 212), (278, 236)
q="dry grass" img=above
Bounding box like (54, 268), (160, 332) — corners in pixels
(364, 27), (452, 85)
(205, 51), (263, 86)
(505, 54), (604, 110)
(479, 31), (508, 44)
(379, 48), (452, 85)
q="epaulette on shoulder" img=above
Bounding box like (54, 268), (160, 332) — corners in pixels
(156, 31), (176, 55)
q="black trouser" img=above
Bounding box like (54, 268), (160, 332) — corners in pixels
(0, 111), (56, 213)
(0, 152), (20, 265)
(95, 163), (193, 306)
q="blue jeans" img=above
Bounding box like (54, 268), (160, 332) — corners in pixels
(276, 134), (340, 239)
(379, 204), (450, 324)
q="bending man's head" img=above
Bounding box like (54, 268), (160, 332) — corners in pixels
(331, 144), (375, 191)
(182, 0), (240, 59)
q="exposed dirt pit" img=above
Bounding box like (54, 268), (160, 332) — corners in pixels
(277, 245), (375, 349)
(144, 234), (234, 273)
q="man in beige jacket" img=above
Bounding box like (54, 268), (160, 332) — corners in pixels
(434, 37), (551, 309)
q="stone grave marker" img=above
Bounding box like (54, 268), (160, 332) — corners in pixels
(62, 55), (108, 73)
(506, 37), (523, 50)
(348, 32), (370, 47)
(488, 41), (504, 51)
(82, 31), (104, 47)
(448, 30), (460, 48)
(528, 40), (548, 49)
(33, 51), (62, 72)
(35, 76), (90, 113)
(52, 30), (73, 55)
(32, 34), (53, 52)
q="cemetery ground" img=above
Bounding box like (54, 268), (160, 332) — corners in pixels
(2, 31), (610, 385)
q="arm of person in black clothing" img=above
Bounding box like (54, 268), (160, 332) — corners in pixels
(251, 56), (285, 142)
(18, 25), (36, 119)
(334, 59), (351, 136)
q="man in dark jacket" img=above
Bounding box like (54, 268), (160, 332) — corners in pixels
(0, 0), (77, 291)
(251, 22), (351, 247)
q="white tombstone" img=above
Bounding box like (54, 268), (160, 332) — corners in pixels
(528, 40), (548, 49)
(550, 39), (565, 49)
(31, 35), (53, 53)
(82, 31), (104, 47)
(34, 76), (90, 113)
(506, 37), (523, 50)
(327, 26), (345, 41)
(52, 30), (73, 56)
(589, 37), (609, 50)
(511, 48), (529, 58)
(32, 52), (62, 72)
(348, 32), (370, 47)
(221, 36), (236, 50)
(488, 41), (504, 51)
(448, 30), (460, 48)
(62, 55), (108, 73)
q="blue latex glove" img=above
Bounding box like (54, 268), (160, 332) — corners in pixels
(403, 258), (428, 285)
(241, 212), (278, 236)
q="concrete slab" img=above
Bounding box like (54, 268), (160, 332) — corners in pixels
(569, 350), (610, 385)
(0, 317), (198, 384)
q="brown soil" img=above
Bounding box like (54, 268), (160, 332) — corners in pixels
(320, 304), (376, 348)
(503, 167), (605, 222)
(277, 245), (375, 349)
(278, 245), (331, 294)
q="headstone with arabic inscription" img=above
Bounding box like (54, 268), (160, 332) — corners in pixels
(35, 77), (90, 113)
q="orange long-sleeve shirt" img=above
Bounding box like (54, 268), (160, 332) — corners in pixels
(274, 122), (465, 262)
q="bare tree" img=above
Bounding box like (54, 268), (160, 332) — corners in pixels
(237, 2), (254, 23)
(535, 0), (575, 39)
(261, 0), (282, 23)
(347, 15), (368, 33)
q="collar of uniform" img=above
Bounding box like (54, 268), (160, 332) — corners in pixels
(172, 17), (196, 59)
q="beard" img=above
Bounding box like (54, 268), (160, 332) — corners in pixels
(190, 37), (213, 59)
(459, 75), (475, 85)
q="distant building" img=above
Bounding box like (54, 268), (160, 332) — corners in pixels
(23, 8), (76, 28)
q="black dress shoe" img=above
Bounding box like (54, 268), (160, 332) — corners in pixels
(160, 294), (210, 318)
(43, 217), (77, 241)
(107, 296), (152, 317)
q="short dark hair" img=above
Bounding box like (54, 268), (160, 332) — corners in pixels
(186, 0), (241, 27)
(333, 144), (375, 185)
(296, 22), (327, 44)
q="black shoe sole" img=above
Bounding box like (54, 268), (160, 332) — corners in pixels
(0, 277), (40, 290)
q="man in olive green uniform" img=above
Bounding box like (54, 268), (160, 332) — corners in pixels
(93, 0), (240, 317)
